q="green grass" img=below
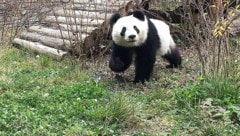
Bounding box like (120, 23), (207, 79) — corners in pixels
(0, 48), (127, 135)
(0, 47), (240, 135)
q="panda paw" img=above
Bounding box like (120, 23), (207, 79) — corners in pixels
(109, 57), (126, 72)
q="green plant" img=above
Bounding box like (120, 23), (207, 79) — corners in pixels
(227, 105), (240, 124)
(174, 78), (208, 108)
(133, 132), (148, 136)
(105, 93), (136, 127)
(201, 122), (225, 136)
(175, 72), (240, 109)
(205, 74), (240, 105)
(39, 56), (51, 68)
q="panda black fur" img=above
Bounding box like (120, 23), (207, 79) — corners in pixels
(109, 10), (182, 83)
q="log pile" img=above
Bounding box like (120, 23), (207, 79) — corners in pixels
(12, 0), (240, 60)
(12, 0), (131, 60)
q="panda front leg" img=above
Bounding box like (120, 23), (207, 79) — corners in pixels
(134, 49), (156, 84)
(109, 44), (133, 72)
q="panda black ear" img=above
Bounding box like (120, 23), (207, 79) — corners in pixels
(133, 10), (145, 21)
(109, 12), (121, 27)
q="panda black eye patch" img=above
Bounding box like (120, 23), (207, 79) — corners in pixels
(120, 27), (126, 36)
(134, 26), (140, 34)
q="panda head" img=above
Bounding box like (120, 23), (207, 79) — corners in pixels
(110, 10), (149, 47)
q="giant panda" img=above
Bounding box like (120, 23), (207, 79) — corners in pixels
(109, 10), (182, 84)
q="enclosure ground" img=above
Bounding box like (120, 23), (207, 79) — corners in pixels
(0, 46), (239, 135)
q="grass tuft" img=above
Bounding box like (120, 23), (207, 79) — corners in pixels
(105, 93), (136, 127)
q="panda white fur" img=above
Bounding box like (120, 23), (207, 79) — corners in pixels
(109, 10), (182, 83)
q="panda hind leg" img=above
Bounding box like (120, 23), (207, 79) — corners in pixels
(162, 47), (182, 68)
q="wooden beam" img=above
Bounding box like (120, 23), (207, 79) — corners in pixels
(54, 9), (111, 20)
(45, 16), (104, 27)
(20, 32), (72, 50)
(29, 26), (77, 40)
(12, 38), (68, 60)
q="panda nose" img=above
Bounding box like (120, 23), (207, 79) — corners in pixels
(128, 35), (136, 40)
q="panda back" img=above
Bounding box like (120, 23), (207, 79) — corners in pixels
(150, 19), (175, 55)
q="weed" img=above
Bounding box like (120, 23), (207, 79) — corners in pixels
(105, 93), (136, 127)
(201, 122), (225, 136)
(227, 105), (240, 124)
(39, 56), (51, 68)
(205, 74), (240, 105)
(133, 131), (148, 136)
(175, 73), (240, 109)
(174, 78), (208, 108)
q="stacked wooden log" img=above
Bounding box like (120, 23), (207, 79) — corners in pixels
(12, 0), (130, 60)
